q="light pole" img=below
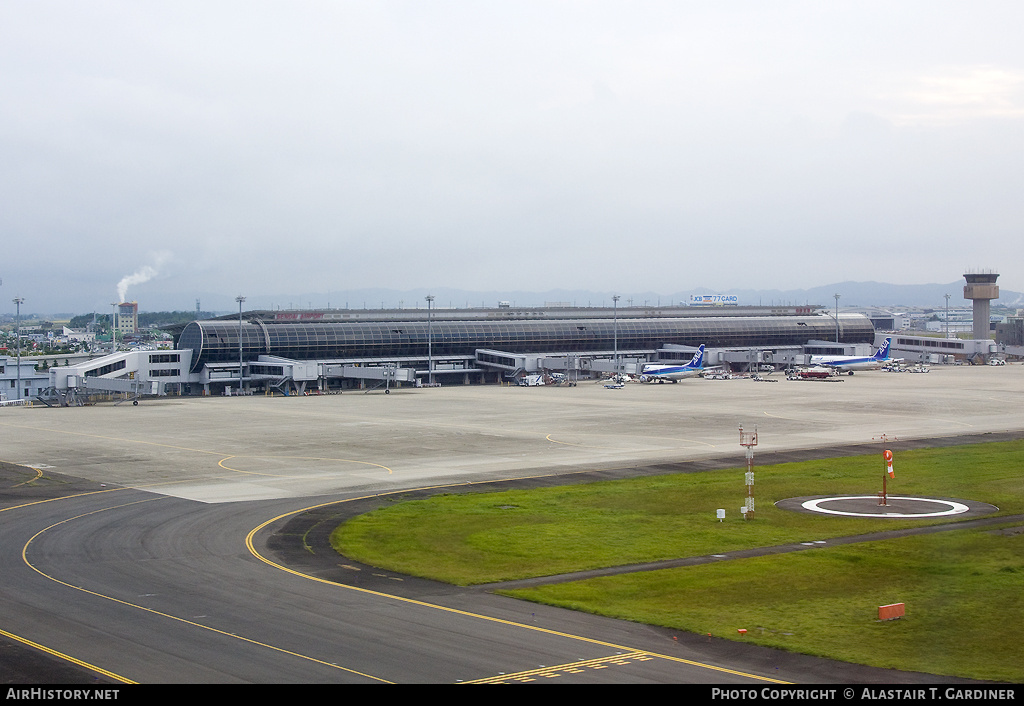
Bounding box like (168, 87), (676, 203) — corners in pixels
(944, 293), (950, 339)
(833, 293), (840, 343)
(110, 302), (118, 354)
(13, 297), (24, 400)
(236, 296), (246, 393)
(425, 294), (434, 386)
(612, 295), (620, 374)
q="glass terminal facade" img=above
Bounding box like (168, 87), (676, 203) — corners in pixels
(178, 315), (875, 373)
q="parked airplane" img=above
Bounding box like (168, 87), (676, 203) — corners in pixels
(810, 338), (893, 374)
(640, 345), (705, 382)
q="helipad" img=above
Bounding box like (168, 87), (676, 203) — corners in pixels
(777, 495), (999, 519)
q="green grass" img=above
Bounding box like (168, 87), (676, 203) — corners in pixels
(328, 440), (1024, 680)
(502, 529), (1024, 682)
(331, 440), (1024, 584)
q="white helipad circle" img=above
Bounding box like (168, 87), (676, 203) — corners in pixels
(801, 496), (971, 518)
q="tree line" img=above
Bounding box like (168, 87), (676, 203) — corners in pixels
(67, 311), (216, 330)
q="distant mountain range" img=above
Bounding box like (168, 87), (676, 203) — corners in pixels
(238, 281), (1023, 313)
(699, 281), (1024, 310)
(8, 281), (1023, 319)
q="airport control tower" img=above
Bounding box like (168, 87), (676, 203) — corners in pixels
(963, 270), (999, 340)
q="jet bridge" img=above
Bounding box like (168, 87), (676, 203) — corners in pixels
(334, 365), (417, 383)
(81, 376), (162, 404)
(40, 375), (165, 406)
(337, 364), (417, 393)
(319, 363), (417, 392)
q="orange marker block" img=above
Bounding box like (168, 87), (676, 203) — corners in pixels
(878, 603), (905, 621)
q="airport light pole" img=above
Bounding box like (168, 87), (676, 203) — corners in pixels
(13, 297), (24, 400)
(236, 296), (246, 394)
(425, 294), (434, 386)
(111, 302), (118, 354)
(833, 293), (840, 343)
(612, 294), (620, 374)
(944, 293), (950, 339)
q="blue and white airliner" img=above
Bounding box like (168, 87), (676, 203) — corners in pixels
(810, 338), (893, 374)
(640, 345), (705, 383)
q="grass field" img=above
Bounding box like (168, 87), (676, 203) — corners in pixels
(330, 440), (1024, 680)
(502, 528), (1024, 682)
(332, 440), (1024, 584)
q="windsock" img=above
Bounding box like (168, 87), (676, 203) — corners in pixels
(884, 449), (894, 478)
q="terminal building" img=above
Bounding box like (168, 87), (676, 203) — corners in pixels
(883, 334), (999, 365)
(46, 305), (878, 399)
(30, 269), (1016, 403)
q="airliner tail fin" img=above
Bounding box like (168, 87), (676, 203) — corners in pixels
(874, 338), (892, 361)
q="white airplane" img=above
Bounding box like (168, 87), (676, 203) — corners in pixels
(810, 338), (893, 374)
(640, 345), (705, 383)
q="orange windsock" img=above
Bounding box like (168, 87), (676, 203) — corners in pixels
(883, 449), (893, 462)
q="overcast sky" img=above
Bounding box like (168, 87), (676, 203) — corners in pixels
(2, 1), (1023, 314)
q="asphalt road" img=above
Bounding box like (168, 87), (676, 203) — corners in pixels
(0, 473), (797, 684)
(2, 365), (1022, 684)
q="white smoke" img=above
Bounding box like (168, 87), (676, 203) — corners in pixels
(116, 252), (171, 303)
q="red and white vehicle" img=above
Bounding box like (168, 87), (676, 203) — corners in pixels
(788, 366), (838, 380)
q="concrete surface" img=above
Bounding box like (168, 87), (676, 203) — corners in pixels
(2, 365), (1023, 504)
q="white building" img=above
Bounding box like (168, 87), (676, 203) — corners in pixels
(879, 333), (997, 364)
(0, 356), (50, 402)
(63, 326), (97, 344)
